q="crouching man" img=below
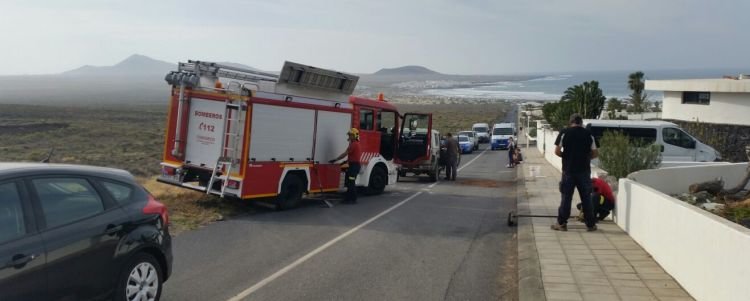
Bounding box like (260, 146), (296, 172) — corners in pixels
(578, 176), (616, 221)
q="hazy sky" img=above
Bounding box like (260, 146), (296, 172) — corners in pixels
(2, 0), (748, 75)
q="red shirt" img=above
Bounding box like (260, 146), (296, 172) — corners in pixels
(347, 140), (362, 164)
(592, 178), (615, 202)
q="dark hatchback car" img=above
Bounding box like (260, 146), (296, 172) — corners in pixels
(0, 163), (172, 301)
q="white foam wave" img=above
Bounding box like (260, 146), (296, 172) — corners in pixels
(422, 88), (562, 101)
(528, 74), (574, 82)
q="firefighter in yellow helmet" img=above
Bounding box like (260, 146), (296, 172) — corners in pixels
(330, 128), (362, 204)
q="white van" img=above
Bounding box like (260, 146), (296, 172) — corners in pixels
(490, 123), (515, 150)
(472, 123), (490, 143)
(583, 119), (720, 162)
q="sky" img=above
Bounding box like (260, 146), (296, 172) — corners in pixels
(1, 0), (749, 75)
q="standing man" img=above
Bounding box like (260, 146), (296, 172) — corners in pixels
(444, 132), (460, 181)
(330, 128), (362, 204)
(551, 114), (599, 231)
(507, 137), (516, 168)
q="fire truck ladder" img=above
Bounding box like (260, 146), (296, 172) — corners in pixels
(207, 97), (247, 197)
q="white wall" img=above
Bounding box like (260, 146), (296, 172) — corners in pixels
(616, 164), (750, 301)
(662, 91), (750, 126)
(627, 112), (661, 120)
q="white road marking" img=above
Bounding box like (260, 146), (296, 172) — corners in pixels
(227, 146), (491, 300)
(227, 192), (423, 301)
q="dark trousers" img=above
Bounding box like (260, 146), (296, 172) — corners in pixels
(578, 193), (615, 220)
(558, 172), (596, 227)
(345, 163), (361, 202)
(445, 156), (458, 180)
(507, 147), (515, 167)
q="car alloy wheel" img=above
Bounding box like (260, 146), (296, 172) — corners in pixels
(126, 262), (159, 301)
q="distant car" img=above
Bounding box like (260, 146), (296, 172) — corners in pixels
(458, 135), (474, 154)
(0, 163), (172, 301)
(491, 123), (515, 150)
(472, 123), (490, 143)
(458, 130), (479, 150)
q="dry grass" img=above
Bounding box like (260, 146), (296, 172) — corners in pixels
(138, 177), (257, 235)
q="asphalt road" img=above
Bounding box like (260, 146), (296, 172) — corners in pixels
(162, 113), (520, 301)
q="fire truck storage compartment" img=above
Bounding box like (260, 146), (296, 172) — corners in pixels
(185, 98), (235, 168)
(249, 104), (315, 162)
(314, 110), (352, 162)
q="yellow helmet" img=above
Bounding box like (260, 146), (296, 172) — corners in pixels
(348, 128), (360, 139)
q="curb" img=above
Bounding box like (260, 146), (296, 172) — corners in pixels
(516, 167), (547, 301)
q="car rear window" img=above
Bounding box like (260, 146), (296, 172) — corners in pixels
(33, 178), (104, 228)
(101, 181), (135, 205)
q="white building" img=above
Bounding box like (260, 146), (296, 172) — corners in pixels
(646, 77), (750, 126)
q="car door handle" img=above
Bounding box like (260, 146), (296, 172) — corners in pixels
(3, 254), (39, 269)
(105, 224), (124, 235)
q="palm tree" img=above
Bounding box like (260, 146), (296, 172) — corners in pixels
(560, 81), (606, 119)
(606, 97), (623, 119)
(628, 71), (648, 113)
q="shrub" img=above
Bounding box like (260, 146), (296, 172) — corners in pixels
(598, 130), (662, 179)
(529, 127), (537, 138)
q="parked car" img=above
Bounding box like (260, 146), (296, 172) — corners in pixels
(397, 129), (442, 182)
(472, 123), (490, 143)
(458, 130), (479, 150)
(584, 119), (720, 162)
(491, 123), (516, 150)
(458, 135), (474, 154)
(0, 163), (172, 301)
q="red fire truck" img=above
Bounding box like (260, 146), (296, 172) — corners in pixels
(158, 61), (433, 209)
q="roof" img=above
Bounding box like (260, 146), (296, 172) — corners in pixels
(646, 79), (750, 93)
(583, 119), (677, 127)
(348, 96), (398, 111)
(0, 162), (133, 180)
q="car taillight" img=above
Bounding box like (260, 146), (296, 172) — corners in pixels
(227, 180), (240, 189)
(144, 194), (169, 225)
(162, 166), (176, 176)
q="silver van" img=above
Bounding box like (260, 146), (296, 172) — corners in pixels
(584, 119), (720, 162)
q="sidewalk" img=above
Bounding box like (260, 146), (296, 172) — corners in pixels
(517, 146), (694, 301)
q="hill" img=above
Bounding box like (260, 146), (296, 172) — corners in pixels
(373, 65), (440, 76)
(63, 54), (175, 76)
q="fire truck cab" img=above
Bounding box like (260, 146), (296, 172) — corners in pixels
(158, 61), (432, 209)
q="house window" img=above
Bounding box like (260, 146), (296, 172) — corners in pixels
(682, 92), (710, 105)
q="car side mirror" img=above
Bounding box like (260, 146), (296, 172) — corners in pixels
(660, 144), (665, 152)
(688, 140), (696, 149)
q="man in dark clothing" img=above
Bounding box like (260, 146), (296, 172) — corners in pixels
(331, 128), (362, 204)
(507, 137), (516, 168)
(444, 133), (460, 181)
(551, 114), (599, 232)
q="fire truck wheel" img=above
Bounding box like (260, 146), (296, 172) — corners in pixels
(365, 166), (387, 195)
(276, 175), (304, 210)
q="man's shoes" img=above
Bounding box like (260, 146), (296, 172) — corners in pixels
(551, 223), (567, 231)
(587, 225), (598, 232)
(444, 177), (450, 180)
(451, 178), (456, 181)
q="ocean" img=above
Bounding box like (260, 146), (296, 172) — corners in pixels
(422, 68), (750, 101)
